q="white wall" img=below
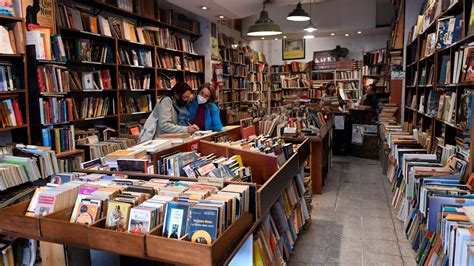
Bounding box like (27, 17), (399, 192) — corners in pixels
(250, 34), (389, 65)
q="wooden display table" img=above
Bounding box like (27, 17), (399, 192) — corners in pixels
(0, 136), (310, 265)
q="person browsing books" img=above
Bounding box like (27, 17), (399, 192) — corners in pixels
(188, 83), (223, 132)
(139, 82), (199, 141)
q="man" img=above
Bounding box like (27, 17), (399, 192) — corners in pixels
(361, 84), (377, 108)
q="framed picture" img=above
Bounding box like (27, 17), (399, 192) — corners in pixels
(282, 38), (305, 60)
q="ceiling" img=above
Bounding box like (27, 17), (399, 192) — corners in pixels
(166, 0), (334, 20)
(165, 0), (393, 38)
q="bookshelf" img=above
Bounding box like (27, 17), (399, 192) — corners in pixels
(311, 60), (362, 101)
(362, 49), (389, 98)
(403, 0), (470, 151)
(0, 16), (30, 143)
(269, 62), (311, 112)
(26, 0), (205, 148)
(216, 43), (269, 124)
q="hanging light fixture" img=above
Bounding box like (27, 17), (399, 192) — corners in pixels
(304, 0), (317, 33)
(287, 2), (310, 21)
(247, 1), (282, 36)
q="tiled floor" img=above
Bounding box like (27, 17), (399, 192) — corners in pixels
(288, 156), (417, 266)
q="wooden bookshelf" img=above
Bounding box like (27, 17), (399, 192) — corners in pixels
(403, 0), (472, 156)
(0, 17), (30, 143)
(25, 0), (206, 147)
(269, 63), (311, 112)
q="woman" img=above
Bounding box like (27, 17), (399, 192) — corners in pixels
(188, 83), (223, 132)
(139, 82), (199, 141)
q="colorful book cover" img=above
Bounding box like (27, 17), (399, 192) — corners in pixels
(106, 201), (132, 232)
(162, 201), (190, 239)
(188, 206), (219, 244)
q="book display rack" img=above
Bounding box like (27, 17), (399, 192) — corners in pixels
(0, 125), (310, 265)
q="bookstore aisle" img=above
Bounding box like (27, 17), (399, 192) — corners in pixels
(288, 156), (416, 266)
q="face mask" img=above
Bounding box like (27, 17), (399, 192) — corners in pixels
(197, 95), (208, 104)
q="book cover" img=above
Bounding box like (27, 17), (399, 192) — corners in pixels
(128, 207), (153, 234)
(188, 206), (219, 244)
(106, 201), (132, 232)
(162, 201), (190, 239)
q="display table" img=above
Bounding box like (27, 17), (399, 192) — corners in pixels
(0, 133), (310, 265)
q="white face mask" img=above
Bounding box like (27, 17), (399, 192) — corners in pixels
(197, 94), (208, 104)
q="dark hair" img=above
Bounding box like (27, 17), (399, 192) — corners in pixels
(168, 81), (192, 98)
(197, 82), (217, 103)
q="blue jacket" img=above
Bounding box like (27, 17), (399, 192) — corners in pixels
(188, 99), (223, 132)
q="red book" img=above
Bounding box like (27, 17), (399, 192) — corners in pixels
(45, 100), (51, 124)
(65, 98), (73, 121)
(37, 68), (46, 92)
(11, 99), (23, 126)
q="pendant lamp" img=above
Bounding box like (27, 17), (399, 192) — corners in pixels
(287, 2), (310, 21)
(247, 1), (282, 36)
(304, 0), (316, 32)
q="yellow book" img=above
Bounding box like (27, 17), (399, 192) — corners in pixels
(253, 241), (264, 266)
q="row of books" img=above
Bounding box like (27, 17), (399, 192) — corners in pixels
(157, 151), (251, 182)
(121, 95), (152, 114)
(58, 157), (83, 173)
(363, 49), (385, 66)
(311, 71), (334, 81)
(156, 75), (172, 90)
(184, 57), (204, 73)
(118, 48), (153, 68)
(223, 63), (245, 77)
(57, 4), (198, 50)
(77, 136), (136, 161)
(186, 75), (202, 89)
(220, 48), (244, 64)
(382, 121), (471, 266)
(0, 63), (19, 91)
(220, 90), (240, 105)
(119, 72), (152, 90)
(335, 70), (360, 80)
(0, 98), (23, 128)
(254, 173), (308, 264)
(42, 125), (76, 153)
(278, 75), (310, 89)
(0, 145), (59, 191)
(37, 65), (70, 93)
(39, 97), (116, 125)
(0, 24), (24, 55)
(64, 39), (114, 63)
(26, 30), (66, 62)
(439, 42), (474, 85)
(156, 53), (181, 70)
(69, 70), (112, 91)
(362, 65), (385, 76)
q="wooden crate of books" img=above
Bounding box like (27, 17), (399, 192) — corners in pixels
(0, 200), (41, 238)
(87, 218), (149, 257)
(146, 212), (252, 265)
(39, 206), (92, 248)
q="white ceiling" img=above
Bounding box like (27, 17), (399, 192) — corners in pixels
(165, 0), (392, 38)
(166, 0), (334, 20)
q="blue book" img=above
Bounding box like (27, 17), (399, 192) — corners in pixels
(187, 206), (219, 243)
(162, 201), (190, 239)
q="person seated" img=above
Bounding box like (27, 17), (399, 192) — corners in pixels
(188, 83), (223, 132)
(360, 84), (377, 108)
(139, 82), (199, 141)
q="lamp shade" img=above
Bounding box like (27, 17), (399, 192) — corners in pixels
(287, 2), (310, 21)
(304, 21), (317, 32)
(247, 10), (282, 36)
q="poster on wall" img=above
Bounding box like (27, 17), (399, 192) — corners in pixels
(282, 38), (305, 60)
(22, 0), (55, 31)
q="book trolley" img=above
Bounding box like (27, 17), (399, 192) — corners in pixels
(0, 126), (310, 265)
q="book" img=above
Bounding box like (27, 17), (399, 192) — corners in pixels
(106, 200), (132, 232)
(188, 206), (219, 244)
(162, 201), (190, 239)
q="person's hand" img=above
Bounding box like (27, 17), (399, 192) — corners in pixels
(187, 124), (199, 133)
